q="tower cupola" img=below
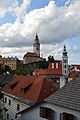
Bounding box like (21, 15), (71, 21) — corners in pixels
(62, 45), (67, 57)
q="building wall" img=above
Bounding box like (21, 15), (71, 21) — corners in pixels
(3, 94), (29, 120)
(0, 60), (17, 70)
(24, 56), (42, 64)
(21, 102), (80, 120)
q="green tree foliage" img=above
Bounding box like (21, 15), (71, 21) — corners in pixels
(15, 69), (22, 75)
(48, 55), (54, 62)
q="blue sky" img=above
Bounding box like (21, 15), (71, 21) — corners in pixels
(0, 0), (80, 64)
(0, 0), (71, 25)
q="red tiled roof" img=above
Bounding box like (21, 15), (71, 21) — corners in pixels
(3, 76), (57, 103)
(0, 57), (11, 62)
(34, 61), (62, 76)
(24, 52), (39, 57)
(71, 64), (80, 70)
(69, 71), (80, 78)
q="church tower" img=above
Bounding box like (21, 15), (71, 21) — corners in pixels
(60, 45), (68, 88)
(62, 45), (68, 77)
(33, 34), (40, 57)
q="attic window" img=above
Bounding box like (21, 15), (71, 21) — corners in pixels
(21, 83), (32, 94)
(44, 88), (47, 95)
(9, 82), (18, 90)
(50, 87), (53, 92)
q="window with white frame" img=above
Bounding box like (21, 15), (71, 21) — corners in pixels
(52, 63), (54, 69)
(56, 63), (58, 69)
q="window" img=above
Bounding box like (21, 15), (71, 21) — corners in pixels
(40, 107), (54, 119)
(65, 70), (66, 74)
(17, 104), (20, 111)
(36, 48), (38, 50)
(65, 65), (66, 68)
(5, 97), (7, 103)
(56, 63), (58, 69)
(44, 88), (47, 95)
(9, 99), (11, 105)
(64, 60), (66, 63)
(50, 87), (53, 92)
(52, 63), (54, 69)
(60, 113), (77, 120)
(7, 113), (9, 120)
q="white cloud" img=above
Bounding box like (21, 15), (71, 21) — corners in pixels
(0, 0), (30, 19)
(0, 0), (80, 62)
(72, 45), (78, 52)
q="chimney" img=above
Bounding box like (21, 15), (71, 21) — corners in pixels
(60, 75), (67, 88)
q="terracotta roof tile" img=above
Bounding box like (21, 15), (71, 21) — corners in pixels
(3, 76), (57, 103)
(24, 52), (39, 57)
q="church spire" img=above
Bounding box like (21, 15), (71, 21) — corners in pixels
(62, 45), (67, 57)
(35, 33), (39, 42)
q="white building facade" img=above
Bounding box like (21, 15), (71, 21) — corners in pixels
(20, 102), (80, 120)
(2, 93), (30, 120)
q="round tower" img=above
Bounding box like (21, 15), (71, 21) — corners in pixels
(33, 34), (40, 57)
(62, 45), (68, 77)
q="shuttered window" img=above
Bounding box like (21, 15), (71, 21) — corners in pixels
(40, 107), (54, 120)
(60, 113), (77, 120)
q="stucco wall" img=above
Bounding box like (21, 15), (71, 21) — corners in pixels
(3, 94), (29, 120)
(21, 102), (80, 120)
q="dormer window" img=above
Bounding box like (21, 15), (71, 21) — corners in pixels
(50, 87), (53, 92)
(44, 88), (47, 95)
(9, 81), (18, 90)
(21, 83), (32, 94)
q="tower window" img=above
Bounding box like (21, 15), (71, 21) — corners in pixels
(65, 65), (66, 68)
(65, 70), (66, 74)
(36, 48), (38, 50)
(64, 60), (66, 63)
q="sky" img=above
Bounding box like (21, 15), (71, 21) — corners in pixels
(0, 0), (80, 64)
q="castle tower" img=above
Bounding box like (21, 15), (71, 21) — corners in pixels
(33, 34), (40, 57)
(60, 45), (68, 88)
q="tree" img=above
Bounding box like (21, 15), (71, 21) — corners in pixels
(48, 55), (54, 62)
(15, 69), (22, 75)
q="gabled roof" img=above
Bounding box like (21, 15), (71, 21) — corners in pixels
(69, 71), (80, 78)
(34, 61), (62, 76)
(45, 76), (80, 111)
(71, 64), (80, 70)
(3, 76), (57, 104)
